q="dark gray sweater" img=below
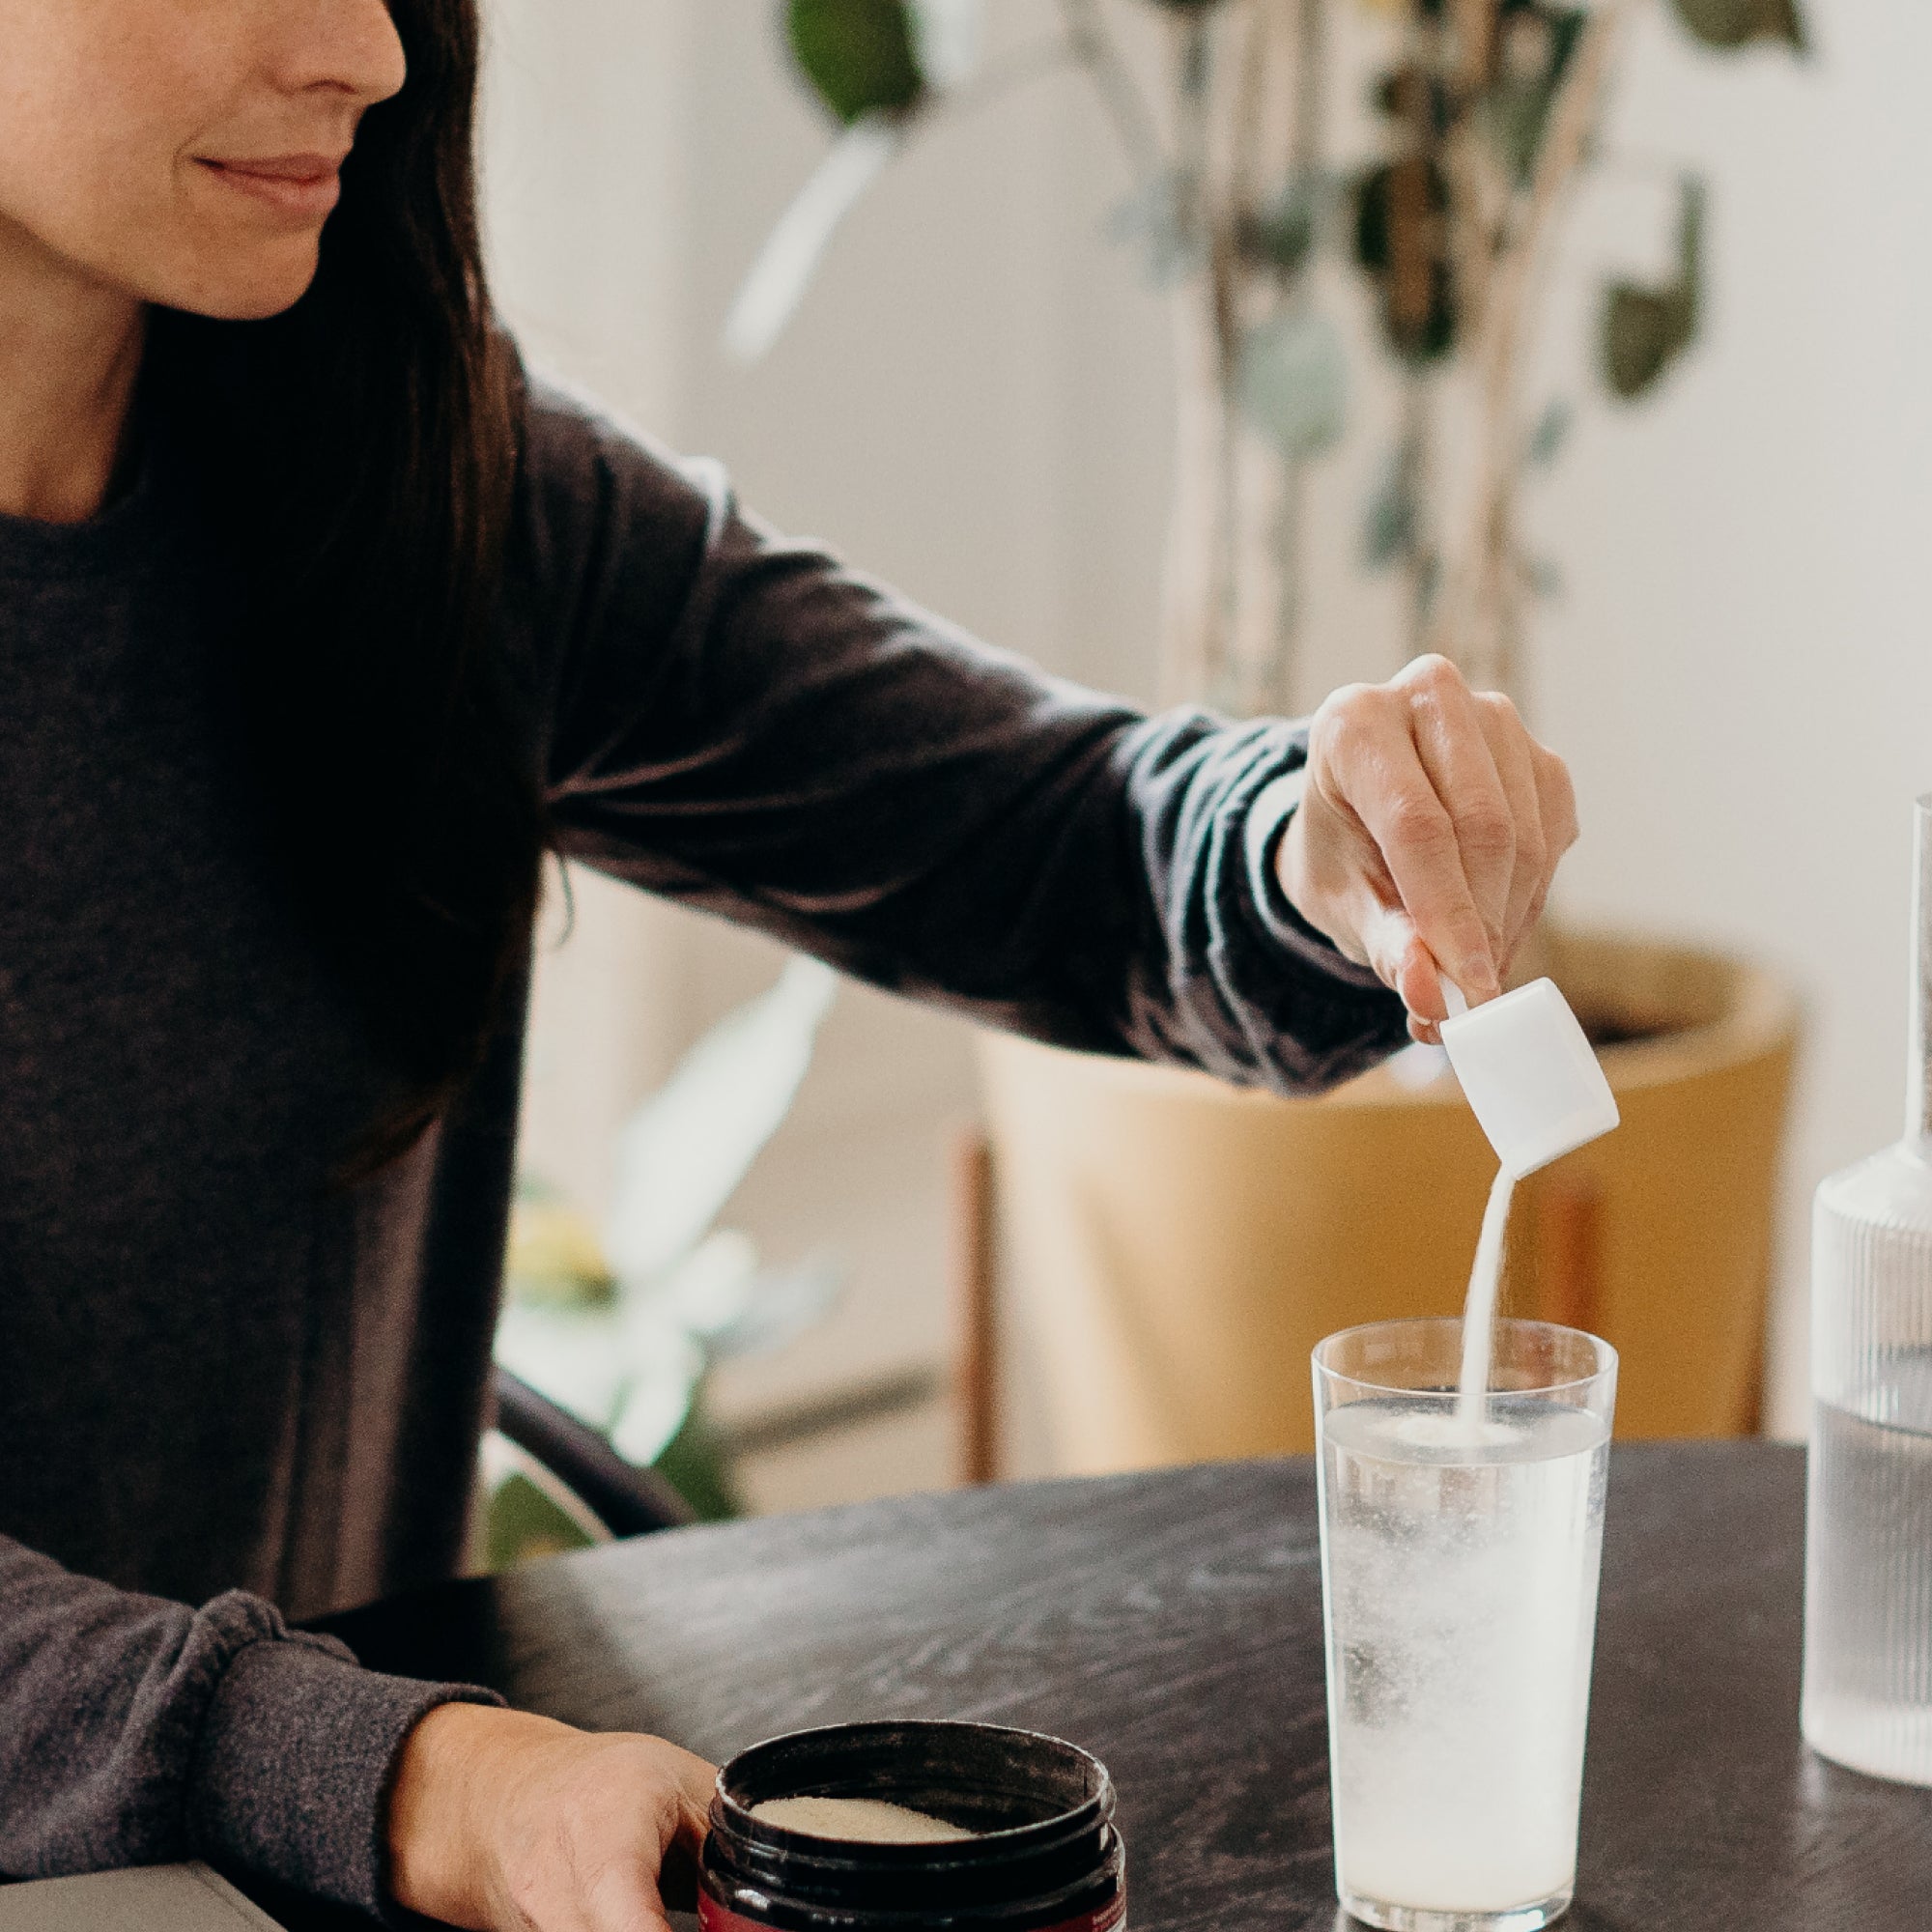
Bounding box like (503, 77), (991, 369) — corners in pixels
(0, 380), (1404, 1918)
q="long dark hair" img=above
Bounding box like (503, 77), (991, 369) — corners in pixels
(154, 0), (546, 1177)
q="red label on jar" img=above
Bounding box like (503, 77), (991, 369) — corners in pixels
(699, 1893), (1125, 1932)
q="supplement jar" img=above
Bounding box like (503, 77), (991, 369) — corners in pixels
(699, 1719), (1127, 1931)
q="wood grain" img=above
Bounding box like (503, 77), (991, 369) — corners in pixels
(264, 1442), (1932, 1930)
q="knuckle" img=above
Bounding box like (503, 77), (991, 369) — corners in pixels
(1313, 682), (1377, 737)
(1400, 652), (1463, 696)
(1459, 802), (1515, 857)
(1311, 696), (1381, 774)
(1389, 790), (1454, 849)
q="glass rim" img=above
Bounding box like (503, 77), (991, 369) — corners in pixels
(1312, 1314), (1617, 1402)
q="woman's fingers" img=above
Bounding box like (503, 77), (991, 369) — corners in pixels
(1356, 895), (1455, 1033)
(1404, 659), (1516, 968)
(1308, 677), (1499, 1003)
(583, 1857), (677, 1932)
(659, 1761), (716, 1913)
(1281, 657), (1580, 1028)
(1536, 736), (1581, 858)
(1470, 690), (1547, 970)
(385, 1706), (720, 1932)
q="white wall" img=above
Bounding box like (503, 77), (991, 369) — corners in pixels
(486, 0), (1932, 1442)
(482, 0), (699, 1213)
(1537, 1), (1932, 1433)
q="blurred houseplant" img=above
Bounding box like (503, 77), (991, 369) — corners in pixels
(483, 957), (842, 1567)
(732, 0), (1803, 1461)
(736, 0), (1803, 707)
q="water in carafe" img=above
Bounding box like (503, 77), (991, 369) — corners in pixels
(1804, 795), (1932, 1783)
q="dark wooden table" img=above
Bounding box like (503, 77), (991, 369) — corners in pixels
(270, 1441), (1932, 1930)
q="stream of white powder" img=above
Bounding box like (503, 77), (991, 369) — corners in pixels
(1455, 1166), (1517, 1430)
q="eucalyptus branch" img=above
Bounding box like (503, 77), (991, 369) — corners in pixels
(1059, 0), (1170, 182)
(1291, 0), (1324, 180)
(1487, 0), (1638, 401)
(1228, 0), (1271, 228)
(1432, 0), (1638, 678)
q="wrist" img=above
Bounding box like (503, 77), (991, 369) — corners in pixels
(1273, 795), (1321, 931)
(387, 1703), (572, 1927)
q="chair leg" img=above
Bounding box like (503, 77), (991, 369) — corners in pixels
(952, 1126), (1000, 1486)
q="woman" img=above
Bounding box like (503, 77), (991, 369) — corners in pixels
(0, 2), (1576, 1928)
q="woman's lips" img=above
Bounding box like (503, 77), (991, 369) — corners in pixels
(196, 154), (344, 220)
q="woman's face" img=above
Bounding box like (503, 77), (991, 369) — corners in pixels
(0, 0), (407, 321)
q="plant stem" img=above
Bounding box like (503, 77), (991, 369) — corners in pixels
(1059, 0), (1169, 181)
(1432, 0), (1636, 697)
(1402, 368), (1435, 656)
(1261, 0), (1329, 716)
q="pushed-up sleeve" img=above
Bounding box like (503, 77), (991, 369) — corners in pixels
(0, 1536), (498, 1918)
(517, 384), (1407, 1094)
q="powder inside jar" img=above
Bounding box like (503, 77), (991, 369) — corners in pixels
(751, 1795), (979, 1844)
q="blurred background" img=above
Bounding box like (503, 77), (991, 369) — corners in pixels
(471, 0), (1932, 1548)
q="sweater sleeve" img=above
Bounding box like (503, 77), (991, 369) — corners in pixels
(0, 1537), (499, 1918)
(517, 383), (1407, 1094)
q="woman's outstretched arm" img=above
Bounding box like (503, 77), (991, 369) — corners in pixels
(522, 384), (1570, 1084)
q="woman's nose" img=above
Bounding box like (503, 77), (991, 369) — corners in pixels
(275, 0), (410, 110)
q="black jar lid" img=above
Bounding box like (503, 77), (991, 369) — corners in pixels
(703, 1719), (1124, 1930)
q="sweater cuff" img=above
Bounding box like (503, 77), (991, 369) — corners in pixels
(1240, 767), (1390, 995)
(185, 1627), (503, 1920)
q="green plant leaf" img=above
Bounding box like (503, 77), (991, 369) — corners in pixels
(1526, 398), (1574, 467)
(1241, 178), (1319, 277)
(1602, 290), (1683, 400)
(1667, 0), (1806, 52)
(1111, 169), (1204, 288)
(788, 0), (926, 125)
(484, 1469), (601, 1572)
(653, 1391), (743, 1523)
(1600, 177), (1704, 401)
(1479, 10), (1586, 184)
(1371, 64), (1450, 138)
(1546, 7), (1589, 80)
(1352, 163), (1392, 276)
(1484, 77), (1555, 185)
(1351, 159), (1458, 363)
(1362, 448), (1417, 571)
(1236, 311), (1348, 458)
(604, 957), (838, 1291)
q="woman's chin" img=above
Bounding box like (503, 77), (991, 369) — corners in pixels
(168, 244), (323, 323)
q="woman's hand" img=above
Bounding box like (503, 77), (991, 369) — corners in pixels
(386, 1703), (717, 1932)
(1276, 655), (1578, 1043)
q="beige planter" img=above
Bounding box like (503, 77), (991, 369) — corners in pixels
(979, 931), (1798, 1468)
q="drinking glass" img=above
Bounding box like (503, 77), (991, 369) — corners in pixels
(1314, 1318), (1617, 1932)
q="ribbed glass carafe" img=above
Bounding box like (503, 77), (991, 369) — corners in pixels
(1803, 796), (1932, 1783)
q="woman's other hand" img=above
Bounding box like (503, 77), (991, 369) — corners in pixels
(1276, 655), (1578, 1043)
(386, 1703), (716, 1932)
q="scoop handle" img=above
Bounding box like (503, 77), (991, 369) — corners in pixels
(1441, 979), (1469, 1020)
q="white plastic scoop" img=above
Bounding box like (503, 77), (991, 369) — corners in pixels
(1438, 977), (1620, 1179)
